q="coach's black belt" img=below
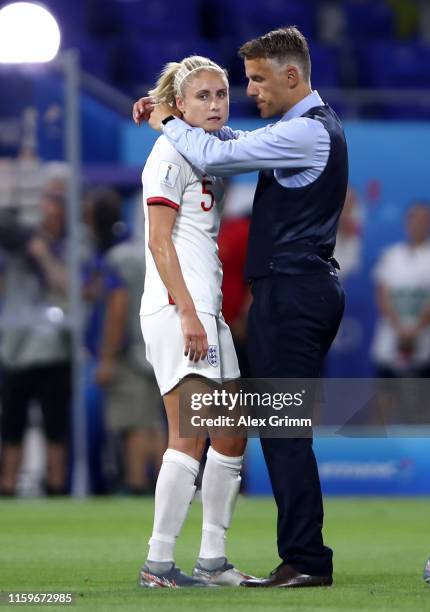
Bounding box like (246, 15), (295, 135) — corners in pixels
(279, 243), (340, 269)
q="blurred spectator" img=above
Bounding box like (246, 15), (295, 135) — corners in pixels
(318, 2), (345, 44)
(371, 202), (430, 376)
(335, 186), (363, 279)
(218, 215), (252, 377)
(42, 162), (71, 199)
(218, 182), (253, 377)
(0, 190), (71, 496)
(83, 187), (164, 494)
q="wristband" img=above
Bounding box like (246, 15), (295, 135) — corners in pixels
(161, 115), (176, 126)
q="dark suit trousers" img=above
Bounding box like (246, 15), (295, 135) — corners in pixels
(247, 273), (345, 576)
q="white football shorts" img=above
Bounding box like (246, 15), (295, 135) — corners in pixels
(140, 305), (240, 395)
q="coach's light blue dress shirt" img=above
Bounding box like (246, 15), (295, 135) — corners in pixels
(162, 90), (330, 188)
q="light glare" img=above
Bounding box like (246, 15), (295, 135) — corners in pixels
(0, 2), (61, 63)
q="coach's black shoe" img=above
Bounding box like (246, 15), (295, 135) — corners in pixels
(241, 562), (333, 588)
(139, 563), (208, 588)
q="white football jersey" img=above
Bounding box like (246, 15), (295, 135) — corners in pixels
(140, 135), (225, 317)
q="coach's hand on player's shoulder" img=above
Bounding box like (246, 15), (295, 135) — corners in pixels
(180, 309), (209, 362)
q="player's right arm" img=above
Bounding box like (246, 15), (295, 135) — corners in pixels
(146, 142), (208, 361)
(147, 199), (208, 362)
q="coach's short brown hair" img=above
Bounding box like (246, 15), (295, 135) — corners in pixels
(239, 26), (311, 80)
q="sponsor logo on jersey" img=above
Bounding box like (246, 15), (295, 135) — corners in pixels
(207, 345), (218, 367)
(158, 160), (180, 188)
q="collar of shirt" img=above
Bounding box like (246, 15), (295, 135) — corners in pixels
(282, 90), (324, 122)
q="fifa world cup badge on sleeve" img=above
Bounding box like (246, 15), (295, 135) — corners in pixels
(158, 160), (180, 188)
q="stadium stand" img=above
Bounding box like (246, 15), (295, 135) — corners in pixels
(0, 0), (426, 112)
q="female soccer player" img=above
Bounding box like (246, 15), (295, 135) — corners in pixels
(139, 56), (249, 588)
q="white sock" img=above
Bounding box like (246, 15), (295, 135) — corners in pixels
(199, 446), (243, 561)
(147, 448), (199, 563)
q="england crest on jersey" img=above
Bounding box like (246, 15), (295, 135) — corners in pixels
(207, 345), (218, 367)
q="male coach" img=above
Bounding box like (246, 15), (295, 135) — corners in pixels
(133, 27), (348, 588)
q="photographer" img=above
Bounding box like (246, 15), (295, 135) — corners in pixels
(83, 187), (163, 495)
(0, 191), (71, 496)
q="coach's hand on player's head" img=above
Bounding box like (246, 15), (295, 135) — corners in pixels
(180, 310), (209, 362)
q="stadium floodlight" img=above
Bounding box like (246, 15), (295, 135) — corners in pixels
(0, 2), (60, 63)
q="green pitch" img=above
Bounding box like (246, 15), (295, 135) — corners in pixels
(0, 497), (429, 611)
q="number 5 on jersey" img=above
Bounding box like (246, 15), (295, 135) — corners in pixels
(201, 177), (215, 212)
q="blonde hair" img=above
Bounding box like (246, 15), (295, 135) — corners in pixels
(148, 55), (227, 107)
